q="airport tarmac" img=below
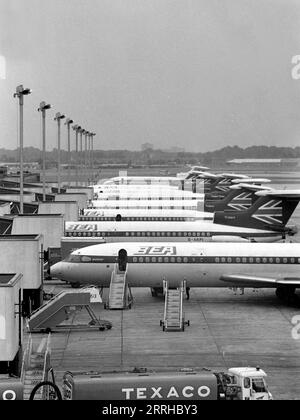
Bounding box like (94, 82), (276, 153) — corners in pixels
(33, 283), (300, 400)
(21, 166), (300, 400)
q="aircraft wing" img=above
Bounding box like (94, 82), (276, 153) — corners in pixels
(220, 274), (300, 287)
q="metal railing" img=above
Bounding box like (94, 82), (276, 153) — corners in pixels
(163, 280), (168, 328)
(179, 280), (186, 330)
(20, 327), (33, 383)
(108, 264), (127, 306)
(41, 333), (52, 400)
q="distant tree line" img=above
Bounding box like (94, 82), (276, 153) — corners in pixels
(0, 145), (299, 167)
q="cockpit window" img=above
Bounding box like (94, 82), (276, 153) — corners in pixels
(66, 254), (81, 263)
(252, 378), (267, 393)
(81, 256), (92, 263)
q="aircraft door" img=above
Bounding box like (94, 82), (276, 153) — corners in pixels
(118, 249), (128, 272)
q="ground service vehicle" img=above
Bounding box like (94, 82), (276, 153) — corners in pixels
(61, 367), (272, 400)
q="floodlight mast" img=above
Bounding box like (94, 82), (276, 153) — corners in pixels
(88, 132), (92, 184)
(84, 131), (89, 186)
(79, 128), (85, 186)
(72, 125), (81, 187)
(54, 112), (65, 193)
(90, 133), (96, 183)
(38, 101), (51, 201)
(13, 85), (32, 214)
(64, 118), (74, 186)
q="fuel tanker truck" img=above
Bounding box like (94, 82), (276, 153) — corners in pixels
(2, 366), (272, 400)
(60, 367), (273, 401)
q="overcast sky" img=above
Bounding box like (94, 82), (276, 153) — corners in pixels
(1, 0), (300, 152)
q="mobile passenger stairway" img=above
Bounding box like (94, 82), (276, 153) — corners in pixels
(105, 263), (133, 310)
(21, 333), (52, 400)
(160, 281), (190, 332)
(28, 290), (112, 333)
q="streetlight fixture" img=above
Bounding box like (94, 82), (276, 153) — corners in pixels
(64, 118), (74, 186)
(90, 132), (96, 183)
(54, 112), (65, 193)
(79, 128), (85, 186)
(38, 101), (51, 201)
(84, 130), (89, 186)
(87, 132), (92, 185)
(13, 84), (32, 213)
(72, 125), (81, 187)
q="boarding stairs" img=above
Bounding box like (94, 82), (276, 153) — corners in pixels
(106, 264), (133, 309)
(28, 289), (111, 332)
(160, 281), (189, 332)
(21, 333), (52, 400)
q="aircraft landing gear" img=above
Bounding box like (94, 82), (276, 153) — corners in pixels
(151, 287), (163, 297)
(276, 286), (299, 306)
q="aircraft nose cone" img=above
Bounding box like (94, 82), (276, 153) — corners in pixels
(50, 262), (63, 278)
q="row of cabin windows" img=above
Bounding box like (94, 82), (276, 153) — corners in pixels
(100, 197), (198, 201)
(66, 231), (212, 237)
(80, 217), (189, 221)
(69, 255), (300, 264)
(131, 256), (300, 264)
(97, 206), (197, 210)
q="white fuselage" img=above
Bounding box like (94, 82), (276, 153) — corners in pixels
(51, 242), (300, 288)
(81, 208), (213, 221)
(90, 199), (204, 210)
(94, 191), (204, 200)
(64, 220), (282, 243)
(101, 176), (183, 186)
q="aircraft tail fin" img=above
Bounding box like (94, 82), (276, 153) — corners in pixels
(214, 190), (300, 232)
(205, 183), (271, 213)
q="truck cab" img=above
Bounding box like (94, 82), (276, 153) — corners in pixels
(227, 367), (272, 400)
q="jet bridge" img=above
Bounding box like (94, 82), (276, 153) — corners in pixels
(28, 290), (112, 333)
(160, 281), (189, 332)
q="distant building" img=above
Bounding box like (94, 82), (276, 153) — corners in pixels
(227, 158), (300, 167)
(141, 143), (153, 151)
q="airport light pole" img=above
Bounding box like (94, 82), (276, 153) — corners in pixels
(13, 85), (32, 214)
(79, 129), (86, 186)
(54, 112), (65, 193)
(88, 132), (92, 184)
(84, 131), (89, 186)
(64, 118), (74, 186)
(72, 125), (81, 187)
(90, 132), (96, 183)
(38, 101), (51, 201)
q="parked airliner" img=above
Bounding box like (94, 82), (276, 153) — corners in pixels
(83, 189), (299, 239)
(65, 220), (283, 243)
(93, 178), (270, 202)
(80, 208), (214, 222)
(81, 182), (265, 222)
(50, 241), (300, 303)
(90, 199), (204, 210)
